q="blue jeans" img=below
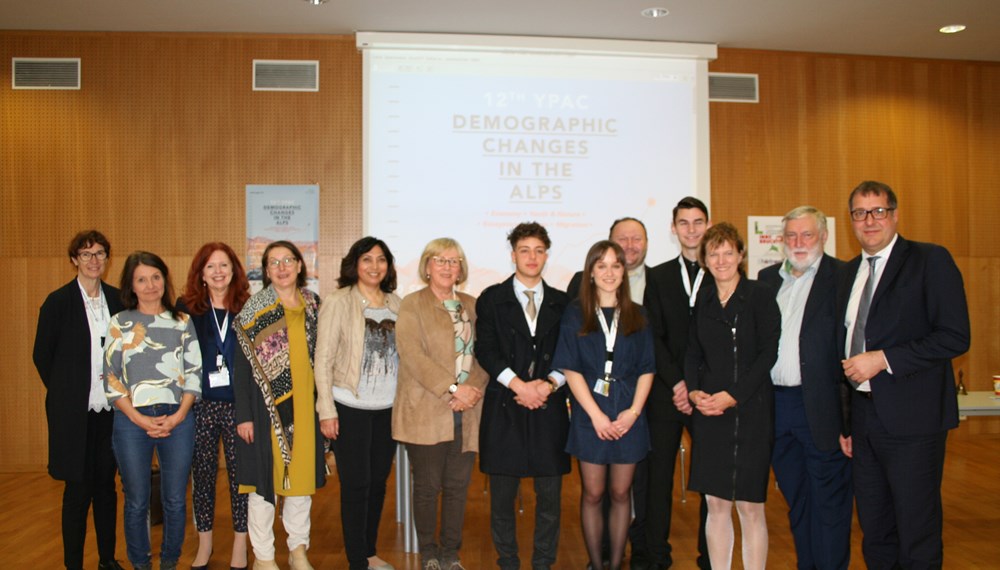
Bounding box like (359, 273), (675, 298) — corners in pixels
(112, 404), (195, 567)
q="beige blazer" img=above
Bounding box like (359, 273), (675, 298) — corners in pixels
(314, 285), (403, 420)
(392, 287), (488, 452)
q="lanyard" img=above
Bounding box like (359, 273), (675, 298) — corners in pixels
(680, 260), (705, 308)
(210, 307), (230, 366)
(596, 306), (620, 381)
(77, 280), (109, 339)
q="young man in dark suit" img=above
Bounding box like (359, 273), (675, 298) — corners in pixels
(759, 206), (851, 570)
(476, 222), (570, 570)
(838, 181), (970, 569)
(642, 197), (712, 569)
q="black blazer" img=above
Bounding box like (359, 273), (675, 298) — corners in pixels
(836, 235), (970, 436)
(33, 279), (124, 481)
(759, 254), (847, 451)
(644, 256), (714, 418)
(475, 275), (570, 477)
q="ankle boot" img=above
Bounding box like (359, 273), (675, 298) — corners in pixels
(288, 545), (314, 570)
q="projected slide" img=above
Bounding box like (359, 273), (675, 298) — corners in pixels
(363, 42), (711, 295)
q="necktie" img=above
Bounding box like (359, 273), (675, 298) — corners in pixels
(524, 290), (537, 320)
(850, 256), (880, 360)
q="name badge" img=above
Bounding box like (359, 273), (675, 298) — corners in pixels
(593, 378), (610, 397)
(209, 366), (230, 388)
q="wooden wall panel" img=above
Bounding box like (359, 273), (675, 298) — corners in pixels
(2, 33), (998, 470)
(709, 48), (1000, 392)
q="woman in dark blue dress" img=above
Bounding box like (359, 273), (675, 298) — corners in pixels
(553, 240), (655, 570)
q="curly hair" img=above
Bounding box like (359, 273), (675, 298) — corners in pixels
(179, 242), (251, 315)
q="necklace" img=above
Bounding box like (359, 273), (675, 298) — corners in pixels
(719, 288), (736, 306)
(359, 286), (385, 307)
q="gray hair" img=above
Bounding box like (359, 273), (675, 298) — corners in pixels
(782, 205), (828, 234)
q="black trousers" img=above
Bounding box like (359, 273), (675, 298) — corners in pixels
(641, 403), (710, 569)
(62, 409), (118, 569)
(852, 393), (947, 570)
(329, 403), (397, 570)
(489, 473), (563, 569)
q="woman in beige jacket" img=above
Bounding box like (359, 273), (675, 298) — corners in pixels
(315, 237), (403, 570)
(393, 237), (488, 570)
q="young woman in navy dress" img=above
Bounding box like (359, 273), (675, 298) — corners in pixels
(553, 240), (655, 570)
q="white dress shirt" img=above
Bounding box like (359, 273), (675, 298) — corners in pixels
(497, 277), (566, 388)
(771, 256), (822, 387)
(844, 233), (898, 391)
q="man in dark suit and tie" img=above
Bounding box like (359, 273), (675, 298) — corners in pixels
(759, 206), (852, 570)
(838, 181), (970, 569)
(643, 197), (713, 570)
(476, 222), (571, 570)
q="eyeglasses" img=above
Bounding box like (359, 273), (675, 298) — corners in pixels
(431, 256), (463, 267)
(850, 207), (895, 221)
(267, 256), (298, 268)
(77, 250), (108, 261)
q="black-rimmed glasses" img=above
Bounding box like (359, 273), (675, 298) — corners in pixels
(850, 207), (895, 221)
(77, 250), (108, 261)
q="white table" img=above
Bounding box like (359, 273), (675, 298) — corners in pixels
(958, 391), (1000, 417)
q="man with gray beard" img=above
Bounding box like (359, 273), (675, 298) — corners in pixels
(758, 206), (853, 570)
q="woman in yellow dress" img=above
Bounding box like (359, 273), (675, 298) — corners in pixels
(233, 241), (326, 570)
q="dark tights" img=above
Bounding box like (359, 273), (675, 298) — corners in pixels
(579, 461), (636, 570)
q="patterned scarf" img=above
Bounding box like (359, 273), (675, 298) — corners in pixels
(234, 285), (319, 488)
(443, 298), (474, 385)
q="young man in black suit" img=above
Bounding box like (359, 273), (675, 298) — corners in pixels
(476, 222), (571, 570)
(838, 181), (970, 569)
(642, 197), (712, 569)
(759, 206), (852, 570)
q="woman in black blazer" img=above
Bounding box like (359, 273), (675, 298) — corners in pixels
(685, 223), (780, 570)
(33, 230), (126, 570)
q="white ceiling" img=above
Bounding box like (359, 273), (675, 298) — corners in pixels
(2, 0), (998, 62)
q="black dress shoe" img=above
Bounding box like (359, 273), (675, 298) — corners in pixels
(97, 560), (126, 570)
(191, 565), (208, 570)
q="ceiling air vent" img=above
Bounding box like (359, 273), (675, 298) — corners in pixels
(12, 58), (81, 90)
(253, 60), (319, 92)
(709, 72), (758, 103)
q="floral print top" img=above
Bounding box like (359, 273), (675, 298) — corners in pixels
(104, 310), (202, 406)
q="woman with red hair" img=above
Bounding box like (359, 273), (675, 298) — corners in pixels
(178, 242), (252, 570)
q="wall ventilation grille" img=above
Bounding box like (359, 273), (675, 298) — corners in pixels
(253, 60), (319, 91)
(12, 58), (81, 90)
(708, 72), (758, 103)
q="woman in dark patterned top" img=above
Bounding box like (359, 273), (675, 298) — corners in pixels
(315, 236), (403, 570)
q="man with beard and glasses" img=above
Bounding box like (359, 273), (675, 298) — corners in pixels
(758, 206), (853, 570)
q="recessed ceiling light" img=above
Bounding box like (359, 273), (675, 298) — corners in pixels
(304, 0), (328, 5)
(939, 24), (966, 34)
(641, 7), (670, 19)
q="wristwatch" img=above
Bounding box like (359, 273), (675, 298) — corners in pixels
(448, 383), (459, 394)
